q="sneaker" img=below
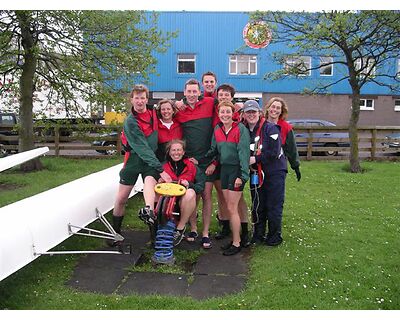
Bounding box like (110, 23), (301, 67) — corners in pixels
(222, 244), (241, 256)
(138, 206), (156, 226)
(173, 227), (186, 247)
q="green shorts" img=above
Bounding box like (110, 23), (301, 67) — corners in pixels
(220, 164), (245, 191)
(119, 153), (160, 186)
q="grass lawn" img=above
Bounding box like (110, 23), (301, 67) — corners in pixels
(0, 157), (399, 310)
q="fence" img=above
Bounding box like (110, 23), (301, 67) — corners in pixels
(1, 124), (399, 160)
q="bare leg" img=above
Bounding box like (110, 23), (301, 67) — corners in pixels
(188, 194), (201, 234)
(214, 180), (228, 219)
(143, 176), (157, 210)
(238, 194), (248, 223)
(223, 189), (242, 247)
(201, 181), (213, 238)
(113, 184), (134, 217)
(176, 189), (197, 230)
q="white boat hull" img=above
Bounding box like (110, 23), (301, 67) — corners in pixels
(0, 147), (49, 172)
(0, 163), (143, 281)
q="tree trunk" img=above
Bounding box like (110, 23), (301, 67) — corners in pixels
(16, 11), (43, 172)
(349, 87), (362, 173)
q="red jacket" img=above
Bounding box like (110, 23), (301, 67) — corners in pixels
(157, 120), (183, 144)
(162, 157), (197, 183)
(277, 119), (292, 145)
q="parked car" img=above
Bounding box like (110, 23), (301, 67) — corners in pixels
(287, 119), (350, 156)
(92, 132), (122, 156)
(0, 112), (19, 157)
(381, 132), (400, 151)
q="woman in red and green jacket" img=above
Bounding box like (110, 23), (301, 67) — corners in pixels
(159, 139), (205, 246)
(155, 99), (183, 162)
(205, 101), (250, 256)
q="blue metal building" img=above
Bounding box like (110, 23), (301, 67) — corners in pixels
(143, 11), (400, 126)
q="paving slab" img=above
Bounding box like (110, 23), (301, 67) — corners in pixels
(193, 251), (248, 276)
(67, 249), (142, 294)
(68, 230), (250, 299)
(117, 272), (189, 296)
(188, 274), (247, 300)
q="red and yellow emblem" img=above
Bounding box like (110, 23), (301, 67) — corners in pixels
(243, 21), (272, 49)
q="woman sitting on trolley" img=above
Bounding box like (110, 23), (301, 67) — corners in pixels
(154, 139), (205, 246)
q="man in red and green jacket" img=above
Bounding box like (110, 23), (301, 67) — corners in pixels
(110, 84), (172, 246)
(174, 78), (215, 246)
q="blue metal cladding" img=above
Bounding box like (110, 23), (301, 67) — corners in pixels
(146, 11), (398, 96)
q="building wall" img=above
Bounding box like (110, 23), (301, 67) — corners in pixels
(143, 11), (400, 126)
(262, 93), (400, 126)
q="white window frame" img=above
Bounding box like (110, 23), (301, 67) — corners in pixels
(177, 54), (196, 74)
(229, 55), (257, 75)
(394, 99), (400, 112)
(359, 98), (375, 111)
(284, 55), (311, 76)
(355, 57), (376, 78)
(319, 56), (333, 76)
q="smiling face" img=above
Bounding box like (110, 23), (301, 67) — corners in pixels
(242, 109), (261, 126)
(267, 100), (283, 122)
(218, 105), (234, 126)
(202, 75), (217, 94)
(130, 91), (148, 113)
(169, 142), (185, 162)
(160, 102), (174, 122)
(217, 89), (233, 103)
(184, 83), (201, 106)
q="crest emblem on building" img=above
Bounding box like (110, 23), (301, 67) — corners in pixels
(243, 21), (272, 49)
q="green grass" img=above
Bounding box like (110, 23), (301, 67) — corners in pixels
(0, 158), (399, 310)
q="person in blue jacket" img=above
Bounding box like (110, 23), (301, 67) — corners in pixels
(249, 98), (288, 246)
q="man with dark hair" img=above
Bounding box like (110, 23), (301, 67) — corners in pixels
(201, 71), (218, 98)
(174, 78), (215, 248)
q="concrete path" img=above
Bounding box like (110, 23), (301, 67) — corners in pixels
(68, 230), (250, 300)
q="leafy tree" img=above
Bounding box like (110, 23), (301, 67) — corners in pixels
(0, 10), (176, 171)
(251, 10), (400, 173)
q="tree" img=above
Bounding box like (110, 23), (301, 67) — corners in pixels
(251, 10), (400, 173)
(0, 10), (176, 171)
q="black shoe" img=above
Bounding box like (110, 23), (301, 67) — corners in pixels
(138, 206), (156, 226)
(106, 239), (124, 247)
(240, 233), (251, 248)
(250, 235), (265, 245)
(220, 241), (232, 250)
(105, 232), (124, 247)
(265, 237), (283, 247)
(223, 244), (241, 256)
(265, 239), (283, 247)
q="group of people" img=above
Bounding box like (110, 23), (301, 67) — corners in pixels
(109, 71), (301, 256)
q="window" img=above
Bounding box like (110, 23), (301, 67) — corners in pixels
(0, 115), (15, 125)
(397, 59), (400, 78)
(319, 56), (333, 76)
(229, 55), (257, 75)
(177, 54), (195, 74)
(355, 57), (376, 77)
(360, 98), (374, 111)
(284, 55), (311, 76)
(394, 99), (400, 112)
